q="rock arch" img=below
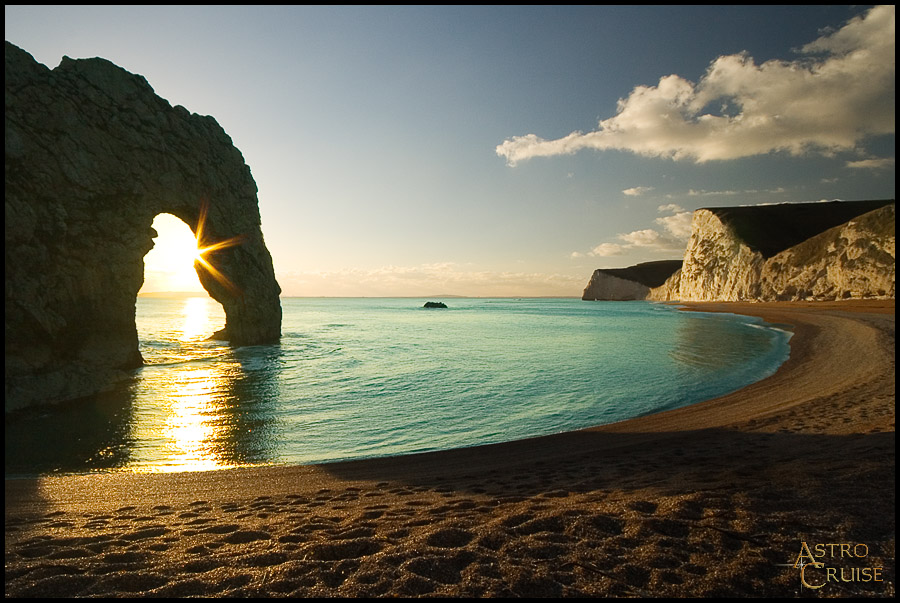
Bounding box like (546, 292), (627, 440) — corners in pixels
(5, 42), (282, 411)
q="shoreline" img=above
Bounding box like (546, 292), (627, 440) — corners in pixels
(5, 297), (795, 481)
(6, 300), (895, 597)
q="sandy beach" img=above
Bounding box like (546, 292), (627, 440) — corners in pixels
(5, 300), (894, 597)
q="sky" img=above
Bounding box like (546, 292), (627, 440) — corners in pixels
(5, 5), (895, 297)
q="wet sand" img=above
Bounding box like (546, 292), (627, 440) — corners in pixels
(5, 300), (895, 597)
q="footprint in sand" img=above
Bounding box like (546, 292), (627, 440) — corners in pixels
(219, 530), (271, 545)
(628, 500), (658, 514)
(424, 526), (475, 548)
(303, 538), (382, 561)
(402, 551), (474, 585)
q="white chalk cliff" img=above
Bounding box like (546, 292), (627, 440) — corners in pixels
(582, 260), (682, 301)
(586, 200), (895, 303)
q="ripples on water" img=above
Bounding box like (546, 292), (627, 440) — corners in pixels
(5, 297), (791, 477)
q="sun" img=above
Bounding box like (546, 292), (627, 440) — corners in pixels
(139, 214), (207, 295)
(192, 200), (247, 296)
(139, 204), (247, 297)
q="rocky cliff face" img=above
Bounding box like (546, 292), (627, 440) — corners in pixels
(582, 272), (651, 301)
(661, 200), (894, 302)
(674, 208), (767, 301)
(758, 203), (894, 300)
(5, 42), (282, 412)
(584, 200), (894, 304)
(582, 260), (682, 301)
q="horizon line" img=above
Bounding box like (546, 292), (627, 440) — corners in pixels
(138, 291), (581, 299)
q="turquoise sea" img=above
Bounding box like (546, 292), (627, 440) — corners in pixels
(5, 297), (791, 477)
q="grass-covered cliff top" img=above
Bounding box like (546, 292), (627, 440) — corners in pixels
(597, 260), (683, 288)
(706, 199), (895, 259)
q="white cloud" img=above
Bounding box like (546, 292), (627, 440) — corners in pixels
(583, 203), (693, 259)
(497, 6), (894, 166)
(617, 227), (685, 252)
(687, 188), (740, 197)
(657, 203), (684, 213)
(623, 186), (655, 196)
(619, 229), (664, 247)
(845, 157), (895, 170)
(655, 211), (693, 240)
(664, 186), (787, 198)
(589, 243), (625, 257)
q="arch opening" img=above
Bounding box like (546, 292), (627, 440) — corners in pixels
(140, 213), (210, 298)
(138, 214), (225, 346)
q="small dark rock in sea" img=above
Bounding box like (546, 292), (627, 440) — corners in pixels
(424, 301), (448, 308)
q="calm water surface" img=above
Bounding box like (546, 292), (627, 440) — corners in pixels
(5, 297), (791, 477)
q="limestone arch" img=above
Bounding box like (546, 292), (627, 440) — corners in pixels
(5, 42), (281, 411)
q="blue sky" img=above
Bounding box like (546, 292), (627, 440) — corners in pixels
(5, 5), (895, 296)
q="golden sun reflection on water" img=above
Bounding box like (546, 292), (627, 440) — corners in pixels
(130, 360), (241, 474)
(130, 297), (242, 474)
(158, 366), (223, 473)
(179, 296), (214, 341)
